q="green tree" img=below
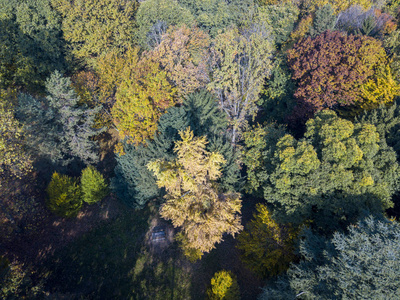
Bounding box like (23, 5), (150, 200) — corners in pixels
(0, 0), (65, 92)
(16, 71), (103, 170)
(206, 270), (240, 300)
(236, 204), (298, 278)
(252, 3), (299, 47)
(112, 90), (241, 209)
(179, 0), (255, 37)
(80, 165), (108, 205)
(260, 215), (400, 300)
(310, 4), (336, 37)
(46, 172), (82, 217)
(356, 99), (400, 161)
(135, 0), (194, 49)
(52, 0), (137, 66)
(148, 128), (242, 258)
(252, 110), (400, 232)
(208, 26), (274, 144)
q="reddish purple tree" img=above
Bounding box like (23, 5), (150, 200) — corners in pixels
(287, 31), (387, 119)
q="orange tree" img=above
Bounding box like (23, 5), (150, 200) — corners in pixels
(96, 47), (177, 145)
(287, 31), (395, 120)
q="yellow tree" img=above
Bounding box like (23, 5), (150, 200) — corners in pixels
(52, 0), (137, 66)
(108, 47), (177, 145)
(207, 270), (240, 300)
(148, 128), (242, 259)
(361, 64), (400, 110)
(237, 204), (298, 278)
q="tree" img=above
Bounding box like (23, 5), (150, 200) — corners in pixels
(356, 99), (400, 160)
(310, 4), (336, 37)
(242, 124), (286, 195)
(236, 204), (298, 278)
(148, 24), (210, 97)
(16, 71), (103, 170)
(178, 0), (255, 37)
(0, 0), (65, 92)
(0, 89), (32, 187)
(45, 71), (103, 164)
(287, 31), (389, 119)
(206, 270), (240, 300)
(360, 64), (400, 110)
(258, 57), (297, 126)
(51, 0), (137, 66)
(253, 110), (400, 232)
(112, 90), (241, 209)
(111, 48), (177, 145)
(135, 0), (194, 49)
(336, 6), (397, 38)
(260, 215), (400, 299)
(80, 165), (108, 205)
(148, 128), (242, 258)
(0, 256), (43, 299)
(252, 3), (299, 47)
(208, 26), (274, 143)
(46, 172), (82, 217)
(298, 0), (373, 15)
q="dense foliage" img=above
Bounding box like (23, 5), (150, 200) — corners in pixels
(4, 0), (400, 299)
(260, 215), (400, 299)
(46, 172), (82, 218)
(245, 110), (400, 231)
(148, 128), (242, 258)
(80, 165), (108, 205)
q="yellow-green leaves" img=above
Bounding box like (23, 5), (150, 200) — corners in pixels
(108, 47), (177, 145)
(0, 90), (31, 186)
(237, 204), (298, 278)
(148, 128), (242, 258)
(46, 172), (82, 218)
(208, 26), (274, 143)
(52, 0), (137, 66)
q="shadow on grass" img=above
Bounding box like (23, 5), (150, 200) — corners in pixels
(41, 209), (191, 299)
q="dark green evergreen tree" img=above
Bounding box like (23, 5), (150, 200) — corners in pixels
(258, 57), (297, 126)
(112, 90), (242, 208)
(112, 106), (188, 208)
(310, 4), (336, 37)
(16, 71), (103, 172)
(260, 215), (400, 299)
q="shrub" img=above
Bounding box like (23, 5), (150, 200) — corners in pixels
(207, 270), (240, 300)
(46, 172), (82, 217)
(80, 166), (108, 205)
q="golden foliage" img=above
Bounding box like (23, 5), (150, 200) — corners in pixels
(148, 128), (242, 257)
(361, 64), (400, 110)
(95, 47), (177, 145)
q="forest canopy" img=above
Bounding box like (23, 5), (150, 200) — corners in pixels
(2, 0), (400, 299)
